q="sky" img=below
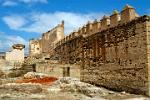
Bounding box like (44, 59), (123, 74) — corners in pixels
(0, 0), (149, 54)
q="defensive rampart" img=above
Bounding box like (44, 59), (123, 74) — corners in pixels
(55, 5), (150, 96)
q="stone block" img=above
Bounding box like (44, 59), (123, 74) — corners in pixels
(110, 10), (120, 27)
(101, 16), (110, 30)
(121, 4), (138, 23)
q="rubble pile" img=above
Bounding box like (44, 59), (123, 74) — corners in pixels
(0, 76), (149, 99)
(24, 72), (49, 79)
(48, 77), (150, 99)
(50, 77), (115, 97)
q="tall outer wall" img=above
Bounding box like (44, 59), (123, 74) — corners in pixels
(80, 16), (150, 96)
(146, 16), (150, 96)
(41, 22), (64, 54)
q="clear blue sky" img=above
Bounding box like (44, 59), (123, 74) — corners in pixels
(0, 0), (149, 53)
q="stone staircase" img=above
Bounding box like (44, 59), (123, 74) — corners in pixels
(0, 59), (34, 78)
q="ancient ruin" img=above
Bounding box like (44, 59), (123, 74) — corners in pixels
(1, 1), (150, 99)
(29, 21), (64, 57)
(54, 5), (150, 96)
(6, 44), (25, 63)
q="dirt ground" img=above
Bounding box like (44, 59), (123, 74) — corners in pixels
(0, 76), (149, 100)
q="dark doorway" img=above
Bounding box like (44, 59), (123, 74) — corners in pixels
(63, 67), (70, 77)
(32, 64), (36, 72)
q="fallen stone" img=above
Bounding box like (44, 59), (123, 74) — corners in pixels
(24, 72), (36, 79)
(24, 72), (49, 79)
(52, 77), (116, 97)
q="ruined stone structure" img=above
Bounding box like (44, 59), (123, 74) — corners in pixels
(41, 21), (64, 54)
(29, 39), (42, 56)
(54, 5), (150, 96)
(29, 21), (64, 57)
(6, 44), (25, 63)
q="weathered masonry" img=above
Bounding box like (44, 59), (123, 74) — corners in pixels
(54, 5), (150, 96)
(29, 21), (64, 57)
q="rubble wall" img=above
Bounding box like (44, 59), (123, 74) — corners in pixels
(81, 16), (150, 95)
(36, 63), (80, 78)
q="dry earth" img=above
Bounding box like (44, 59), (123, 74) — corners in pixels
(0, 76), (149, 100)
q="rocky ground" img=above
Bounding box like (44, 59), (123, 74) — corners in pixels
(0, 60), (149, 100)
(0, 73), (149, 100)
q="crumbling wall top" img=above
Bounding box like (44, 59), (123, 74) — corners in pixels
(55, 4), (142, 47)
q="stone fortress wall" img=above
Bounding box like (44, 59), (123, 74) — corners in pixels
(54, 5), (150, 96)
(41, 21), (64, 53)
(29, 21), (64, 56)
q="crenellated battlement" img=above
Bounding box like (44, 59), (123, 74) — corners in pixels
(56, 4), (139, 47)
(121, 4), (139, 23)
(44, 20), (64, 35)
(28, 4), (150, 96)
(55, 14), (150, 96)
(92, 19), (101, 32)
(110, 10), (120, 27)
(86, 21), (93, 33)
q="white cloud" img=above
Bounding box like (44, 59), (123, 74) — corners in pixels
(2, 12), (105, 35)
(0, 33), (28, 54)
(2, 1), (17, 6)
(3, 15), (27, 30)
(19, 0), (48, 3)
(1, 0), (48, 6)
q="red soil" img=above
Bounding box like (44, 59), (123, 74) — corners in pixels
(16, 77), (58, 85)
